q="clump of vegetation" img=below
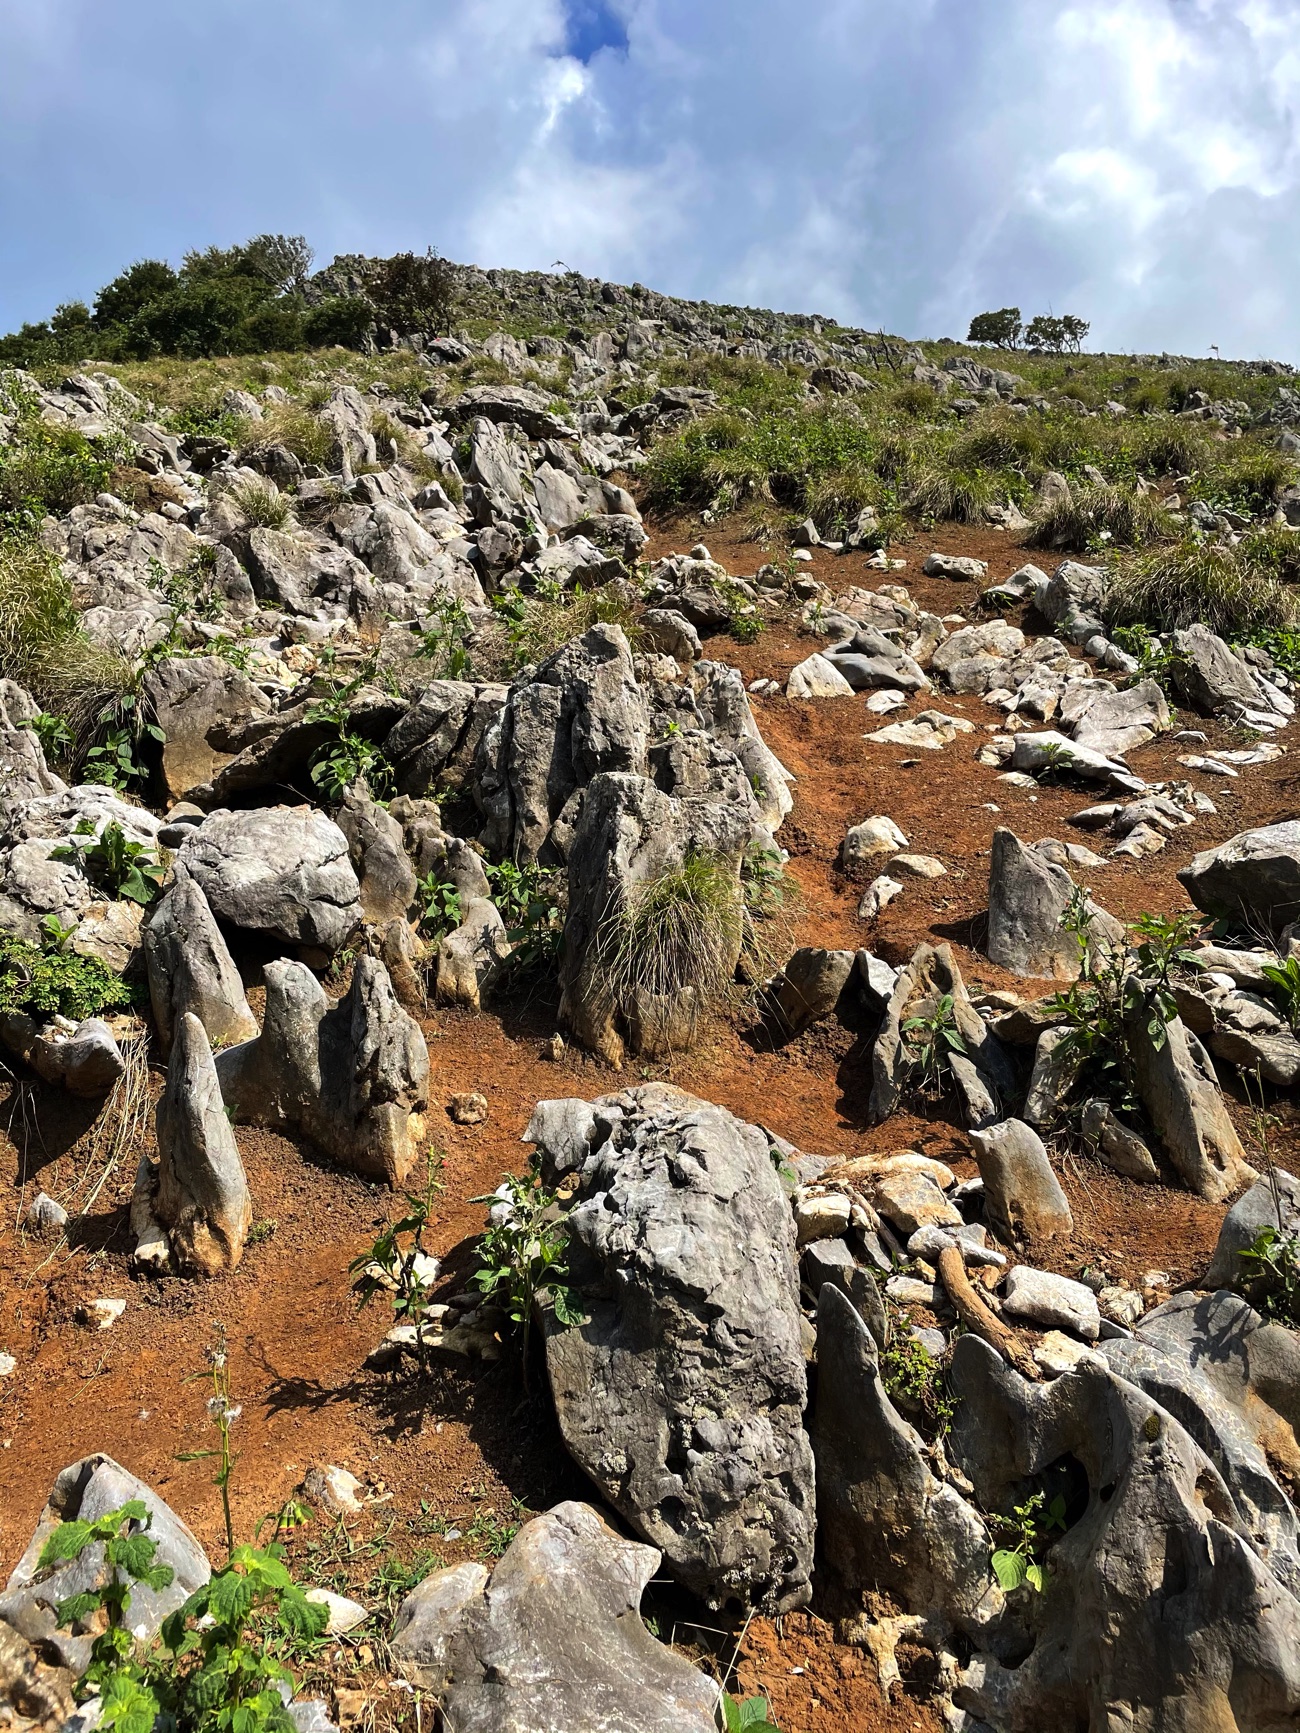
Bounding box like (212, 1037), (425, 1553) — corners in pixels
(1106, 539), (1299, 638)
(487, 580), (641, 674)
(0, 924), (139, 1022)
(0, 539), (128, 721)
(990, 1491), (1068, 1593)
(350, 1156), (445, 1376)
(414, 594), (475, 678)
(0, 421), (115, 528)
(472, 1168), (584, 1385)
(593, 850), (744, 1040)
(901, 992), (966, 1098)
(1025, 481), (1169, 550)
(52, 819), (167, 905)
(416, 871), (463, 941)
(306, 669), (393, 802)
(484, 858), (566, 974)
(879, 1327), (954, 1436)
(229, 476), (292, 530)
(722, 1694), (783, 1731)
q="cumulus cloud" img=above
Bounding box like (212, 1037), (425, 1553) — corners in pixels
(0, 0), (1298, 356)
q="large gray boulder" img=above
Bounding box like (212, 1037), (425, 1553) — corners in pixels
(178, 806), (363, 956)
(1172, 623), (1275, 715)
(155, 1013), (252, 1276)
(0, 1455), (210, 1678)
(558, 772), (750, 1064)
(335, 786), (416, 926)
(986, 828), (1122, 980)
(1205, 1169), (1300, 1290)
(144, 869), (259, 1056)
(215, 956), (428, 1186)
(948, 1333), (1300, 1730)
(391, 1503), (716, 1733)
(530, 1088), (816, 1613)
(1179, 821), (1300, 939)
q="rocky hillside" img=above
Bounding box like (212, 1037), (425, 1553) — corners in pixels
(2, 253), (1300, 1733)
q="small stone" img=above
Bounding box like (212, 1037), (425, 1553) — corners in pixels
(865, 689), (909, 714)
(304, 1463), (365, 1516)
(1099, 1284), (1144, 1327)
(842, 815), (909, 863)
(543, 1033), (566, 1061)
(857, 875), (904, 919)
(1033, 1329), (1102, 1376)
(447, 1092), (489, 1126)
(910, 1326), (947, 1357)
(1003, 1266), (1101, 1340)
(304, 1588), (368, 1634)
(890, 853), (946, 879)
(26, 1192), (68, 1233)
(0, 1353), (16, 1377)
(886, 1275), (937, 1307)
(871, 1168), (962, 1236)
(80, 1298), (126, 1331)
(795, 1191), (851, 1246)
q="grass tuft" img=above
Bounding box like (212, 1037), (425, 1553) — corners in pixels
(1106, 539), (1300, 637)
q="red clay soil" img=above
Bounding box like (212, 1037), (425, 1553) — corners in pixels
(2, 508), (1298, 1731)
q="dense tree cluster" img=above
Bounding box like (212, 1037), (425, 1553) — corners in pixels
(0, 238), (458, 367)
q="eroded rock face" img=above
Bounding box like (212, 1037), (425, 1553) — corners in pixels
(948, 1334), (1300, 1732)
(391, 1503), (717, 1733)
(529, 1087), (816, 1613)
(986, 828), (1121, 981)
(215, 956), (428, 1185)
(144, 868), (259, 1055)
(155, 1012), (252, 1276)
(0, 1455), (210, 1678)
(1125, 1009), (1254, 1203)
(178, 805), (363, 956)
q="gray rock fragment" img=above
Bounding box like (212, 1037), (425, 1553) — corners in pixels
(155, 1013), (252, 1276)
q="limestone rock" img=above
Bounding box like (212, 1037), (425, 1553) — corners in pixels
(335, 787), (416, 926)
(765, 946), (855, 1039)
(531, 1089), (816, 1612)
(391, 1503), (717, 1733)
(178, 805), (363, 956)
(143, 656), (273, 802)
(969, 1118), (1073, 1243)
(216, 956), (428, 1186)
(1002, 1266), (1101, 1340)
(785, 653), (854, 699)
(144, 869), (258, 1056)
(155, 1013), (252, 1276)
(986, 827), (1122, 981)
(1125, 1010), (1254, 1202)
(1179, 821), (1300, 940)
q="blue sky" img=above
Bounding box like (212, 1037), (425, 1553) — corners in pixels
(2, 0), (1299, 358)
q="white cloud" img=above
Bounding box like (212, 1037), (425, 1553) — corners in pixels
(1, 0), (1300, 356)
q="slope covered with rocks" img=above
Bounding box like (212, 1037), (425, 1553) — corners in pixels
(3, 250), (1300, 1733)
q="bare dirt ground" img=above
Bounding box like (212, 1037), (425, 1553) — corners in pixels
(2, 512), (1296, 1732)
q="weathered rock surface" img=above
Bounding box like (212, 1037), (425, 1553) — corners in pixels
(969, 1118), (1073, 1243)
(391, 1502), (717, 1733)
(144, 868), (258, 1055)
(1179, 820), (1300, 938)
(154, 1013), (251, 1276)
(1, 1456), (209, 1678)
(178, 805), (363, 955)
(215, 956), (428, 1185)
(1125, 1008), (1254, 1202)
(869, 942), (1016, 1127)
(986, 827), (1121, 980)
(530, 1087), (815, 1612)
(144, 655), (273, 802)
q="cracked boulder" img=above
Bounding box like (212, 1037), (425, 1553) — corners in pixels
(143, 655), (273, 802)
(215, 956), (428, 1186)
(178, 805), (363, 957)
(529, 1087), (816, 1613)
(391, 1502), (717, 1733)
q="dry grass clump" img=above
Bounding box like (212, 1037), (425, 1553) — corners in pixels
(228, 476), (292, 530)
(1024, 482), (1170, 551)
(907, 465), (998, 523)
(1106, 539), (1300, 637)
(0, 539), (131, 723)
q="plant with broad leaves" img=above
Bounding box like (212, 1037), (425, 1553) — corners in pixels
(83, 721), (161, 792)
(416, 871), (462, 941)
(990, 1491), (1067, 1594)
(1238, 1225), (1300, 1327)
(483, 858), (564, 972)
(721, 1693), (782, 1731)
(1261, 955), (1300, 1034)
(20, 709), (73, 763)
(35, 1499), (175, 1709)
(51, 819), (166, 905)
(472, 1168), (585, 1387)
(350, 1154), (445, 1375)
(901, 991), (966, 1095)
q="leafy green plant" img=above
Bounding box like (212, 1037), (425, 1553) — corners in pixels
(306, 671), (392, 801)
(472, 1169), (584, 1386)
(730, 609), (763, 644)
(83, 720), (162, 791)
(483, 858), (565, 972)
(52, 819), (166, 906)
(350, 1155), (445, 1376)
(1238, 1226), (1300, 1326)
(902, 992), (966, 1095)
(19, 709), (74, 762)
(1262, 956), (1300, 1033)
(35, 1499), (176, 1700)
(880, 1328), (954, 1436)
(0, 928), (139, 1022)
(1110, 623), (1179, 694)
(415, 594), (474, 678)
(990, 1491), (1067, 1593)
(416, 871), (463, 940)
(721, 1694), (782, 1731)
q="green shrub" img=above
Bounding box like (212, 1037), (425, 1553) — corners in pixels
(0, 928), (139, 1021)
(907, 464), (997, 523)
(1189, 448), (1295, 516)
(303, 296), (373, 350)
(471, 1167), (584, 1384)
(51, 819), (166, 905)
(0, 423), (114, 528)
(1106, 539), (1299, 637)
(1236, 523), (1300, 585)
